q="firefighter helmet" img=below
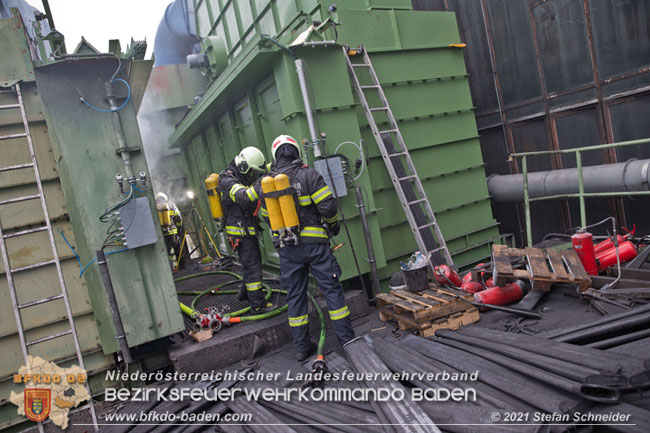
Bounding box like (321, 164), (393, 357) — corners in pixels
(155, 192), (168, 202)
(271, 134), (302, 161)
(235, 147), (266, 174)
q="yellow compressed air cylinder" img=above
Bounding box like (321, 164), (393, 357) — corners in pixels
(275, 173), (299, 229)
(204, 173), (223, 220)
(158, 203), (171, 226)
(261, 176), (285, 231)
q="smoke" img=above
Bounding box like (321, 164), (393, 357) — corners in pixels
(137, 108), (187, 205)
(136, 64), (206, 208)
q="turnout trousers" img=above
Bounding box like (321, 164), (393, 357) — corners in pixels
(279, 243), (355, 353)
(232, 236), (265, 309)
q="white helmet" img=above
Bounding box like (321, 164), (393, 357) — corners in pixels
(271, 134), (301, 161)
(235, 146), (266, 174)
(155, 192), (168, 202)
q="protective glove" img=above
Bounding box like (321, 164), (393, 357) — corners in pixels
(325, 221), (340, 236)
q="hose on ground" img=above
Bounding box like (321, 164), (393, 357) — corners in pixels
(175, 271), (327, 355)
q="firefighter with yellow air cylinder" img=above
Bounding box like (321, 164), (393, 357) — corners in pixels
(212, 147), (270, 312)
(155, 192), (187, 269)
(260, 135), (355, 362)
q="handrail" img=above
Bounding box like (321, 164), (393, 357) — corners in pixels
(509, 137), (650, 246)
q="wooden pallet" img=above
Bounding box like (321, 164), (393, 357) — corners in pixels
(379, 307), (480, 337)
(376, 287), (473, 323)
(492, 244), (591, 291)
(376, 287), (479, 336)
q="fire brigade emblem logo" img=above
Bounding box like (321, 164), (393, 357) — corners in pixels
(24, 389), (50, 422)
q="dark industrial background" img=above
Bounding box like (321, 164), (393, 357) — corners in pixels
(413, 0), (650, 244)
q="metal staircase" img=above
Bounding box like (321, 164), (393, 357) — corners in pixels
(0, 83), (98, 431)
(343, 46), (455, 270)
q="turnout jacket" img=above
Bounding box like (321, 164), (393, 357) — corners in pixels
(261, 159), (339, 244)
(218, 162), (261, 238)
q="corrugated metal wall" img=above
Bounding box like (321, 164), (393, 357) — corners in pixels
(414, 0), (650, 243)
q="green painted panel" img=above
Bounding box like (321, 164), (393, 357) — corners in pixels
(224, 3), (240, 50)
(217, 110), (241, 161)
(233, 95), (258, 148)
(0, 13), (34, 86)
(204, 123), (228, 172)
(175, 6), (498, 282)
(35, 61), (185, 353)
(196, 0), (213, 38)
(0, 257), (92, 337)
(239, 0), (255, 33)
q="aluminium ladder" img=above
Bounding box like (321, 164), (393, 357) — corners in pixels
(0, 83), (98, 431)
(343, 47), (455, 270)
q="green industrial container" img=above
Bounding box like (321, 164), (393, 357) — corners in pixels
(170, 1), (501, 287)
(0, 10), (183, 430)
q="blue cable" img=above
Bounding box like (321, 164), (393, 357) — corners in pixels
(59, 230), (82, 270)
(81, 78), (131, 113)
(132, 185), (146, 194)
(59, 231), (129, 277)
(79, 248), (129, 278)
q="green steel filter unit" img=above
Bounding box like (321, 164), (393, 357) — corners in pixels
(169, 0), (501, 288)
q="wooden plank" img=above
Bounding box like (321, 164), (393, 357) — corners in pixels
(433, 286), (472, 300)
(375, 293), (395, 307)
(378, 307), (429, 331)
(391, 290), (441, 308)
(546, 249), (573, 281)
(420, 290), (451, 304)
(509, 248), (527, 256)
(420, 308), (480, 337)
(492, 244), (513, 276)
(375, 293), (425, 316)
(378, 291), (467, 323)
(563, 249), (591, 291)
(526, 247), (553, 279)
(512, 269), (531, 279)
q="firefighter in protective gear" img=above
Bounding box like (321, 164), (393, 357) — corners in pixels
(262, 135), (355, 361)
(156, 192), (187, 269)
(218, 147), (268, 311)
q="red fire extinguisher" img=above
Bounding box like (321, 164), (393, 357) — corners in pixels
(594, 235), (627, 255)
(474, 280), (529, 306)
(460, 281), (485, 294)
(434, 265), (462, 287)
(461, 263), (486, 284)
(572, 229), (599, 275)
(596, 241), (638, 271)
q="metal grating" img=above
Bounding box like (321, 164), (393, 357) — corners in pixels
(175, 272), (285, 330)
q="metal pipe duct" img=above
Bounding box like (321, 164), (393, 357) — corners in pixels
(153, 0), (198, 67)
(343, 337), (440, 433)
(487, 158), (650, 203)
(295, 58), (321, 157)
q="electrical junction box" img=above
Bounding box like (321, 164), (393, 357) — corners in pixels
(119, 196), (159, 249)
(314, 156), (348, 197)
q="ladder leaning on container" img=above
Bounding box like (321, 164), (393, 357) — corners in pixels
(0, 83), (98, 431)
(343, 46), (455, 272)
